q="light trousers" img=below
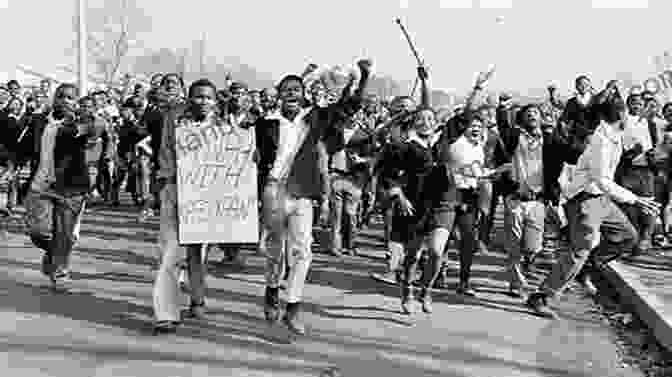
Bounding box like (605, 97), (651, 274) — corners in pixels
(503, 197), (545, 289)
(152, 183), (206, 322)
(264, 195), (314, 303)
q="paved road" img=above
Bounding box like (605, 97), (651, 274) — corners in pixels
(0, 201), (644, 377)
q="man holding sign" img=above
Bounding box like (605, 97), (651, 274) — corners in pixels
(153, 79), (254, 334)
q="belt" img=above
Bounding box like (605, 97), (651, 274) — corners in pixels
(510, 191), (544, 201)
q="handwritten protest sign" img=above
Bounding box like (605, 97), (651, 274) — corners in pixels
(175, 117), (258, 244)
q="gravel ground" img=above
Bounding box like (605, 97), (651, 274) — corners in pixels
(592, 272), (672, 377)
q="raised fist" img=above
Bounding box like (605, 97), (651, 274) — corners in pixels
(357, 59), (373, 76)
(417, 66), (428, 80)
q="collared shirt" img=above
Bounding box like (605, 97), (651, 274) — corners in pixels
(268, 107), (312, 180)
(565, 121), (638, 204)
(623, 114), (652, 166)
(448, 135), (485, 189)
(511, 128), (544, 193)
(30, 115), (64, 191)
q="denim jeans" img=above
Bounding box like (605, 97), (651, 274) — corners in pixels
(24, 189), (86, 273)
(503, 197), (545, 289)
(329, 176), (363, 252)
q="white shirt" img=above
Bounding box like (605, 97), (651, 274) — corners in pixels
(31, 116), (64, 192)
(622, 114), (652, 166)
(448, 135), (485, 189)
(268, 107), (311, 180)
(564, 121), (638, 204)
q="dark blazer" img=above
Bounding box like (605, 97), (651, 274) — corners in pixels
(53, 124), (90, 195)
(493, 126), (575, 204)
(255, 97), (362, 200)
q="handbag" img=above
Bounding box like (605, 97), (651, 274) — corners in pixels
(262, 111), (314, 231)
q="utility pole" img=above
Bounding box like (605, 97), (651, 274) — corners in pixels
(77, 0), (88, 95)
(199, 32), (206, 76)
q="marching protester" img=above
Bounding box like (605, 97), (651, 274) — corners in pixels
(152, 78), (219, 334)
(256, 59), (371, 335)
(526, 84), (662, 319)
(24, 83), (91, 288)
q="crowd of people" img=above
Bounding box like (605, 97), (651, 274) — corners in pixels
(0, 60), (670, 335)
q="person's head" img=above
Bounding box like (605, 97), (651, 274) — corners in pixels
(277, 75), (306, 115)
(120, 102), (135, 122)
(229, 82), (249, 111)
(260, 87), (278, 111)
(40, 79), (51, 93)
(0, 88), (9, 109)
(6, 96), (23, 116)
(52, 83), (78, 120)
(133, 83), (147, 98)
(34, 91), (49, 111)
(249, 90), (261, 106)
(627, 93), (644, 116)
(547, 84), (560, 101)
(643, 95), (659, 118)
(309, 80), (327, 105)
(598, 94), (626, 126)
(390, 95), (415, 115)
(575, 75), (591, 95)
(150, 73), (164, 90)
(91, 90), (107, 110)
(462, 111), (486, 143)
(477, 104), (496, 128)
(78, 96), (96, 117)
(663, 102), (672, 123)
(364, 94), (380, 114)
(518, 104), (542, 130)
(7, 80), (20, 97)
(412, 108), (437, 138)
(161, 73), (184, 98)
(188, 79), (217, 120)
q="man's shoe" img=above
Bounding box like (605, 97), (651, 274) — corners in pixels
(50, 268), (71, 289)
(419, 288), (433, 314)
(525, 292), (558, 319)
(328, 248), (345, 258)
(456, 282), (476, 297)
(184, 300), (207, 320)
(580, 275), (598, 296)
(283, 302), (306, 335)
(264, 287), (281, 324)
(41, 253), (53, 277)
(152, 320), (180, 335)
(508, 284), (524, 298)
(369, 270), (401, 285)
(401, 285), (415, 315)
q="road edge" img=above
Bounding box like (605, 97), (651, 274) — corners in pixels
(599, 260), (672, 352)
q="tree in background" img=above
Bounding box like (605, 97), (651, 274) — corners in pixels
(71, 0), (152, 86)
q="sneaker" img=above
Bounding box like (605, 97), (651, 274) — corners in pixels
(50, 268), (71, 288)
(283, 302), (306, 335)
(152, 320), (180, 335)
(400, 285), (415, 315)
(183, 301), (206, 320)
(525, 293), (558, 319)
(41, 254), (53, 276)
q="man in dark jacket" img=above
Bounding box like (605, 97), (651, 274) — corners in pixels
(24, 83), (91, 289)
(255, 59), (370, 335)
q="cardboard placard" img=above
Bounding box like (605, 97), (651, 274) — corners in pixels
(175, 117), (258, 244)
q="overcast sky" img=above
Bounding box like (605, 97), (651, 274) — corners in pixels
(0, 0), (670, 94)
